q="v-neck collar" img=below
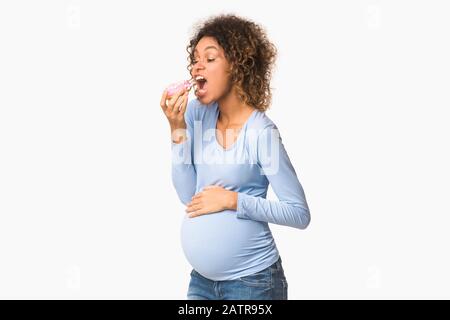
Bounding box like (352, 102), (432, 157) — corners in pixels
(213, 102), (257, 152)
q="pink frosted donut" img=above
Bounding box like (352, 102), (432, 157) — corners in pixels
(166, 80), (194, 97)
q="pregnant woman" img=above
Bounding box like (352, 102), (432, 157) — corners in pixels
(160, 14), (310, 300)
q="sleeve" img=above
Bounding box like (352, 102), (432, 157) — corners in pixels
(171, 101), (197, 205)
(236, 124), (311, 229)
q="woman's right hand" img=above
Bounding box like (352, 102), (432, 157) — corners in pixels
(160, 87), (189, 142)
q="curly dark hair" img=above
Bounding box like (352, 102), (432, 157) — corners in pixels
(186, 14), (277, 111)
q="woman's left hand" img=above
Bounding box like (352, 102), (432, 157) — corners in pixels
(186, 185), (238, 218)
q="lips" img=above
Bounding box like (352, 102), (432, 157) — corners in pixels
(196, 88), (207, 97)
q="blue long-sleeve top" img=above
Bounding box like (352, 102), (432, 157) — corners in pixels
(172, 98), (310, 281)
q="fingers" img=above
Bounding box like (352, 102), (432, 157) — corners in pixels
(174, 93), (186, 113)
(186, 198), (200, 207)
(190, 186), (219, 204)
(167, 93), (185, 114)
(166, 88), (186, 112)
(186, 203), (202, 213)
(188, 210), (206, 218)
(178, 91), (189, 114)
(191, 194), (201, 202)
(160, 89), (168, 111)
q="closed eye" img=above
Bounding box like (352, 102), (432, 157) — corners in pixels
(192, 58), (216, 64)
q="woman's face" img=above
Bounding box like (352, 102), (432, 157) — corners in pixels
(190, 36), (232, 105)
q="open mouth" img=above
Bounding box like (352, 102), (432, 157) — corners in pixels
(194, 75), (208, 96)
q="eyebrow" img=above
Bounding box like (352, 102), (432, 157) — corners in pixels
(194, 45), (219, 53)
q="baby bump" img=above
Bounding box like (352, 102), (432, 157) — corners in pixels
(180, 210), (273, 280)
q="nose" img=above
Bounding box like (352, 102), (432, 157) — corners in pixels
(190, 58), (205, 78)
(194, 65), (205, 74)
(193, 59), (206, 71)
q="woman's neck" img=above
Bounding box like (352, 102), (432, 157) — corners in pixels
(217, 87), (254, 125)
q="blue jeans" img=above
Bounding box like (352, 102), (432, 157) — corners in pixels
(187, 256), (288, 300)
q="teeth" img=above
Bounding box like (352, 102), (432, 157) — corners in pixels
(195, 75), (205, 81)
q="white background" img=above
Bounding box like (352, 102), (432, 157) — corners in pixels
(0, 0), (449, 299)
